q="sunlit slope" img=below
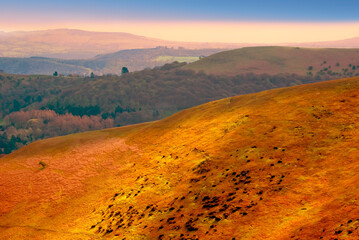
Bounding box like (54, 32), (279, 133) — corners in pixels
(185, 46), (359, 76)
(2, 77), (359, 239)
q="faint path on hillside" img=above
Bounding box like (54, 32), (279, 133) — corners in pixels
(0, 224), (104, 239)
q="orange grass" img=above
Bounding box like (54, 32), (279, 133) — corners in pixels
(2, 77), (359, 239)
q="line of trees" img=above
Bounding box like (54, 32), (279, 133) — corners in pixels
(0, 110), (114, 153)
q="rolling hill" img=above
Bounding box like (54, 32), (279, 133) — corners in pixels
(80, 47), (221, 74)
(290, 37), (359, 48)
(3, 46), (359, 76)
(0, 29), (245, 59)
(185, 46), (359, 76)
(0, 47), (222, 75)
(0, 57), (92, 75)
(1, 76), (359, 239)
(0, 63), (331, 154)
(1, 29), (358, 60)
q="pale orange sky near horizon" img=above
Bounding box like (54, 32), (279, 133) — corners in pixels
(2, 21), (359, 43)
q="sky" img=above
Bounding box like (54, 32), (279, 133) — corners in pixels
(1, 0), (359, 43)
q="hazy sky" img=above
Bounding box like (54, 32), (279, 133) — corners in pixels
(2, 0), (359, 43)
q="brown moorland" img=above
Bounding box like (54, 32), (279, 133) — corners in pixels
(185, 46), (359, 76)
(1, 76), (359, 239)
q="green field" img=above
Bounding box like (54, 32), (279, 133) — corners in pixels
(154, 55), (199, 63)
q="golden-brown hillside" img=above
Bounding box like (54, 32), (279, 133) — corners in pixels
(2, 76), (359, 239)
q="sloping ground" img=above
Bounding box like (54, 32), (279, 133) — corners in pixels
(2, 77), (359, 239)
(185, 46), (359, 76)
(84, 47), (222, 74)
(0, 29), (244, 59)
(0, 48), (222, 75)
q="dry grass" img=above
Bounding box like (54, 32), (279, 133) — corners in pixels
(2, 77), (359, 239)
(185, 46), (359, 76)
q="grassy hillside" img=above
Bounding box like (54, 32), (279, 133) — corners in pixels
(0, 47), (222, 75)
(185, 46), (359, 76)
(1, 76), (359, 239)
(67, 47), (222, 74)
(3, 46), (359, 77)
(0, 64), (330, 154)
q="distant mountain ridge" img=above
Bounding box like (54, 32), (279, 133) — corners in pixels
(287, 37), (359, 48)
(0, 29), (246, 59)
(0, 28), (358, 59)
